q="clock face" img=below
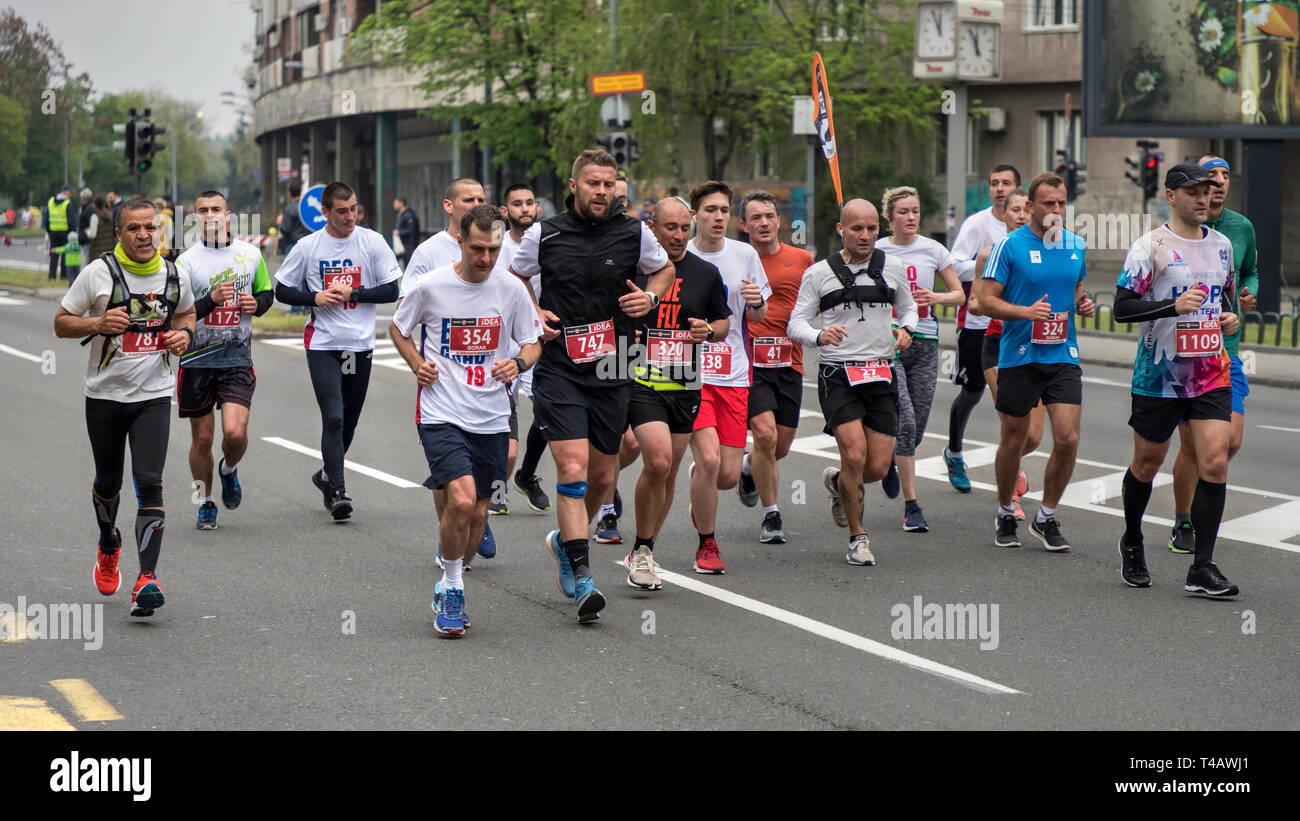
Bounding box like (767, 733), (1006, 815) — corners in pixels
(916, 2), (956, 59)
(958, 22), (999, 78)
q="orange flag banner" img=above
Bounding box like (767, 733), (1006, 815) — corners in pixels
(811, 52), (843, 206)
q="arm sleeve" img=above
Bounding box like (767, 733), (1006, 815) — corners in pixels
(1113, 286), (1177, 323)
(786, 267), (823, 348)
(193, 294), (217, 320)
(351, 279), (399, 304)
(254, 290), (275, 316)
(275, 281), (317, 307)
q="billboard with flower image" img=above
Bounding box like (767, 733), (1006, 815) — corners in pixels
(1085, 0), (1300, 137)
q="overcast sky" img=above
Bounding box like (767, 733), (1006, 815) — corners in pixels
(6, 0), (257, 137)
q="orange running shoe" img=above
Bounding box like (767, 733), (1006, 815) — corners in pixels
(130, 573), (165, 617)
(693, 538), (726, 575)
(94, 529), (122, 596)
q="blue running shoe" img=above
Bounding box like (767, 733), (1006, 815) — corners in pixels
(594, 513), (622, 544)
(477, 521), (497, 559)
(575, 575), (605, 622)
(613, 489), (623, 520)
(196, 500), (218, 530)
(882, 460), (901, 499)
(943, 447), (971, 493)
(903, 506), (929, 533)
(433, 580), (470, 629)
(434, 587), (466, 636)
(546, 529), (575, 598)
(218, 457), (242, 509)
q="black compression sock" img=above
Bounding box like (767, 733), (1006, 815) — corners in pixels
(698, 531), (714, 548)
(92, 488), (120, 544)
(1191, 479), (1227, 568)
(563, 538), (590, 578)
(949, 389), (982, 453)
(635, 536), (654, 552)
(1121, 468), (1153, 547)
(135, 509), (165, 576)
(519, 422), (547, 481)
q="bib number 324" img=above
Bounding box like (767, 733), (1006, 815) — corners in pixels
(1031, 312), (1069, 344)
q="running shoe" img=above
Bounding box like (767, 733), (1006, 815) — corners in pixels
(488, 499), (508, 516)
(433, 586), (467, 636)
(477, 521), (497, 559)
(546, 529), (575, 598)
(575, 576), (605, 622)
(329, 490), (353, 521)
(1168, 522), (1195, 554)
(94, 529), (122, 596)
(693, 537), (726, 574)
(594, 513), (623, 544)
(737, 454), (759, 507)
(823, 466), (848, 528)
(1012, 497), (1025, 521)
(1118, 536), (1151, 588)
(1015, 468), (1028, 498)
(994, 514), (1020, 548)
(130, 573), (165, 617)
(759, 511), (785, 544)
(513, 473), (551, 512)
(311, 469), (333, 511)
(1184, 562), (1239, 598)
(881, 460), (901, 499)
(1030, 516), (1071, 552)
(625, 546), (663, 591)
(943, 447), (971, 493)
(845, 533), (875, 566)
(218, 457), (242, 510)
(433, 580), (471, 629)
(903, 506), (929, 533)
(196, 500), (218, 530)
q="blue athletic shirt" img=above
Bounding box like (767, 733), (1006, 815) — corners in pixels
(983, 224), (1087, 369)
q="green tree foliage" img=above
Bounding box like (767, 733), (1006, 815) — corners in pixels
(0, 93), (28, 192)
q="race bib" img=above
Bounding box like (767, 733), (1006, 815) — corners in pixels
(844, 359), (892, 386)
(1031, 312), (1069, 344)
(448, 317), (502, 357)
(646, 328), (693, 367)
(121, 328), (167, 356)
(700, 343), (732, 378)
(323, 265), (362, 290)
(753, 336), (793, 368)
(564, 319), (615, 364)
(1176, 319), (1222, 358)
(206, 296), (241, 328)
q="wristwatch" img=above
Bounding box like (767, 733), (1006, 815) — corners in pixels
(648, 291), (660, 309)
(512, 356), (529, 373)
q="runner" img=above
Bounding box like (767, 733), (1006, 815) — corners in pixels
(390, 205), (542, 635)
(273, 181), (402, 521)
(1167, 153), (1258, 554)
(54, 197), (196, 616)
(1114, 162), (1240, 596)
(943, 164), (1020, 493)
(176, 191), (274, 530)
(970, 188), (1039, 520)
(973, 172), (1094, 551)
(625, 197), (731, 588)
(735, 190), (813, 544)
(507, 149), (674, 621)
(685, 180), (770, 574)
(788, 198), (918, 565)
(876, 186), (964, 532)
(400, 178), (485, 298)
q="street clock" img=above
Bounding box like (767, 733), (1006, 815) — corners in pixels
(914, 1), (1003, 82)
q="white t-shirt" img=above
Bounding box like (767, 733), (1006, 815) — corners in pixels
(275, 226), (402, 351)
(391, 264), (541, 432)
(686, 237), (772, 388)
(877, 235), (957, 340)
(949, 207), (1008, 331)
(400, 230), (461, 297)
(61, 256), (196, 402)
(492, 231), (539, 301)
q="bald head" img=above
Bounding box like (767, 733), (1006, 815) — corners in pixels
(837, 198), (881, 263)
(651, 197), (689, 224)
(649, 197), (693, 261)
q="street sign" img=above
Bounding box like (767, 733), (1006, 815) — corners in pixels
(300, 183), (327, 231)
(276, 157), (292, 184)
(600, 96), (631, 127)
(792, 96), (817, 135)
(589, 71), (646, 96)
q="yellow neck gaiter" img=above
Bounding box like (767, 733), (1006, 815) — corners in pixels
(114, 243), (163, 275)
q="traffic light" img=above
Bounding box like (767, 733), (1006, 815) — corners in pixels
(1126, 140), (1162, 207)
(132, 109), (167, 174)
(609, 131), (629, 171)
(1056, 149), (1086, 202)
(1141, 153), (1160, 202)
(627, 133), (640, 167)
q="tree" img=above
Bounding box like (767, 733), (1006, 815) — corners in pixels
(350, 0), (608, 197)
(0, 93), (28, 194)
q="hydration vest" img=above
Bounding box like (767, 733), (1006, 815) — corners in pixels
(80, 252), (181, 347)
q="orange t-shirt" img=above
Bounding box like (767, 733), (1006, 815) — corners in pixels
(749, 242), (815, 374)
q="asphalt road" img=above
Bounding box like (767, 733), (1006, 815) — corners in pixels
(2, 289), (1297, 731)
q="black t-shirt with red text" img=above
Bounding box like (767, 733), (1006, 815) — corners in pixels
(636, 251), (730, 388)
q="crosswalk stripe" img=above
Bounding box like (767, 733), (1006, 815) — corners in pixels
(0, 697), (76, 731)
(49, 679), (123, 722)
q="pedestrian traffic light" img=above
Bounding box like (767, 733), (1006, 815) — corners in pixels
(1126, 140), (1162, 206)
(1066, 162), (1086, 202)
(1125, 152), (1143, 187)
(1141, 153), (1160, 202)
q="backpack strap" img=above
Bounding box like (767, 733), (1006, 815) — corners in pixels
(80, 253), (132, 347)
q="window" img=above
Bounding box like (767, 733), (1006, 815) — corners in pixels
(297, 6), (322, 50)
(1025, 0), (1078, 31)
(752, 129), (776, 179)
(1038, 110), (1084, 172)
(932, 114), (980, 177)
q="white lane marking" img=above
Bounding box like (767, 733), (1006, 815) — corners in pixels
(798, 408), (823, 419)
(259, 338), (410, 372)
(612, 561), (1019, 696)
(0, 296), (28, 306)
(261, 436), (422, 488)
(0, 342), (43, 363)
(1258, 425), (1300, 434)
(1081, 375), (1131, 388)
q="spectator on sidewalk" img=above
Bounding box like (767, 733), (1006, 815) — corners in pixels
(393, 196), (419, 269)
(44, 186), (77, 281)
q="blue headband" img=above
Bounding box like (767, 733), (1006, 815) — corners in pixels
(1201, 158), (1230, 173)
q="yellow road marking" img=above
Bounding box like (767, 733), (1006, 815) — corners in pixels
(0, 611), (38, 642)
(50, 679), (123, 722)
(0, 696), (76, 731)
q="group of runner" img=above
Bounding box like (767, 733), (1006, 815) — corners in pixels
(57, 149), (1253, 636)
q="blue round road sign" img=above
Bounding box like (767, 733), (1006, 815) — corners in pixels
(299, 184), (327, 231)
